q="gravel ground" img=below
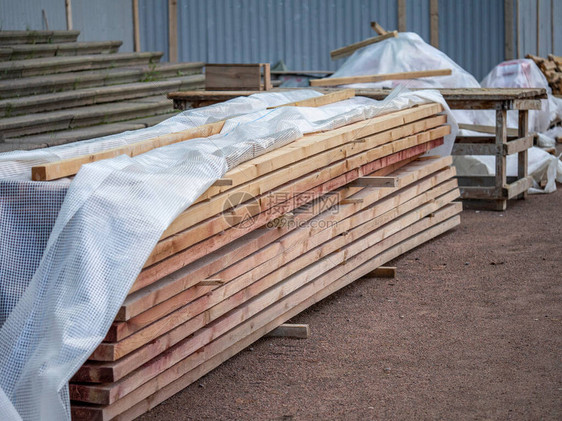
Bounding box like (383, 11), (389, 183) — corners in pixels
(139, 181), (562, 421)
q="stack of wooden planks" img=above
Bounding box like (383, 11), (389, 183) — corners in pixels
(526, 54), (562, 94)
(68, 99), (461, 420)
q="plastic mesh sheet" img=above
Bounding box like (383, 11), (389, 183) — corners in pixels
(0, 88), (455, 420)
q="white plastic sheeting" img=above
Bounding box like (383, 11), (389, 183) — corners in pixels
(327, 31), (561, 194)
(331, 32), (480, 89)
(479, 59), (562, 133)
(0, 88), (455, 421)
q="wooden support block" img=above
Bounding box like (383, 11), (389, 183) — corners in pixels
(266, 323), (310, 339)
(212, 178), (233, 187)
(198, 279), (224, 287)
(330, 31), (398, 60)
(363, 266), (396, 278)
(350, 176), (398, 188)
(206, 63), (271, 91)
(310, 69), (452, 87)
(370, 21), (388, 35)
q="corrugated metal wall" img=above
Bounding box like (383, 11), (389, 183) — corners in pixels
(0, 0), (133, 52)
(438, 0), (505, 80)
(2, 1), (562, 80)
(169, 0), (399, 72)
(0, 0), (67, 31)
(138, 0), (552, 81)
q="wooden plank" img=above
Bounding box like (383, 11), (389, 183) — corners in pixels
(31, 120), (226, 181)
(398, 0), (407, 32)
(452, 143), (497, 155)
(504, 176), (533, 199)
(266, 324), (310, 339)
(73, 157), (454, 383)
(430, 0), (439, 48)
(143, 126), (450, 270)
(72, 197), (460, 404)
(459, 186), (500, 200)
(206, 64), (265, 91)
(505, 0), (515, 60)
(370, 22), (388, 35)
(349, 176), (398, 188)
(268, 89), (355, 108)
(186, 106), (444, 207)
(496, 109), (507, 191)
(168, 0), (178, 63)
(93, 215), (460, 421)
(310, 69), (452, 87)
(32, 88), (352, 181)
(134, 138), (447, 297)
(458, 123), (518, 136)
(65, 0), (73, 30)
(363, 266), (396, 278)
(132, 0), (140, 53)
(503, 134), (533, 155)
(517, 110), (529, 199)
(111, 154), (445, 324)
(330, 31), (398, 60)
(92, 147), (450, 361)
(70, 206), (461, 415)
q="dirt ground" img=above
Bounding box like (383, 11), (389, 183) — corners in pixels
(140, 183), (562, 420)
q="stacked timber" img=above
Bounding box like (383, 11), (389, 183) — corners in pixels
(0, 30), (204, 152)
(67, 100), (460, 420)
(526, 54), (562, 94)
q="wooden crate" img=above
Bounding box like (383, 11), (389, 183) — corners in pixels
(205, 63), (272, 91)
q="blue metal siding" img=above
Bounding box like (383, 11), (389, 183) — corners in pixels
(0, 0), (67, 31)
(71, 0), (134, 52)
(138, 0), (169, 61)
(406, 0), (430, 43)
(439, 0), (505, 81)
(174, 0), (399, 71)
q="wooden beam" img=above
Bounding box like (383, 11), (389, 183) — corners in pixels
(31, 120), (227, 181)
(114, 155), (451, 324)
(430, 0), (439, 48)
(73, 158), (455, 381)
(65, 0), (73, 30)
(398, 0), (407, 32)
(505, 0), (515, 60)
(268, 89), (355, 109)
(133, 0), (141, 53)
(168, 0), (178, 62)
(310, 69), (452, 87)
(363, 266), (396, 278)
(370, 21), (388, 35)
(459, 123), (518, 136)
(266, 324), (310, 339)
(32, 89), (358, 181)
(330, 31), (398, 60)
(349, 176), (398, 188)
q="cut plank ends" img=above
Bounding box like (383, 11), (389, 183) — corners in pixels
(68, 102), (460, 419)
